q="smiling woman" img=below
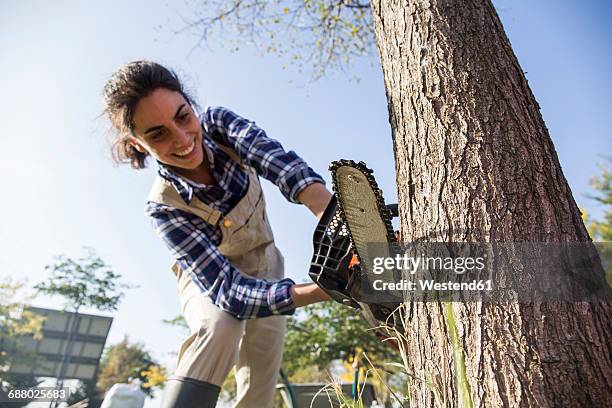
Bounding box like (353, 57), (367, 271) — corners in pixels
(102, 61), (332, 408)
(131, 89), (212, 184)
(103, 62), (198, 170)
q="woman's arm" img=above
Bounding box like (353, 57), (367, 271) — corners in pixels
(290, 282), (331, 306)
(202, 107), (326, 204)
(293, 182), (334, 303)
(296, 182), (333, 220)
(147, 204), (297, 319)
(202, 107), (334, 305)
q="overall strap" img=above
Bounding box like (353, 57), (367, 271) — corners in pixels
(147, 140), (250, 226)
(148, 177), (224, 225)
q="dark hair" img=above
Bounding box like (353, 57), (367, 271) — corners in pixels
(102, 61), (197, 169)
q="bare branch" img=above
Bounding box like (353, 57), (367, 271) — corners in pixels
(171, 0), (375, 81)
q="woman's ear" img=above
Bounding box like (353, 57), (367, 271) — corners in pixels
(129, 137), (147, 154)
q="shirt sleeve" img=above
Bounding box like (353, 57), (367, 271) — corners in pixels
(146, 202), (296, 319)
(201, 106), (326, 203)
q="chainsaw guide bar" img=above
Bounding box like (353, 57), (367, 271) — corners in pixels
(330, 160), (396, 271)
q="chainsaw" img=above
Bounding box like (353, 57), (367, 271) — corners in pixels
(309, 160), (402, 329)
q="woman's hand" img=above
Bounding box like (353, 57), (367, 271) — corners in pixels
(296, 182), (333, 220)
(289, 283), (332, 307)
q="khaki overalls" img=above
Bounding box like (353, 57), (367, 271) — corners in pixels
(148, 144), (287, 408)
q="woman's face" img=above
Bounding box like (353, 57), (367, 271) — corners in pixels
(130, 88), (204, 171)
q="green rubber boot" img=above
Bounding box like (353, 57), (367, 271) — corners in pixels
(160, 377), (220, 408)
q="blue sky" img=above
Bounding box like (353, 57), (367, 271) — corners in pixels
(1, 0), (610, 401)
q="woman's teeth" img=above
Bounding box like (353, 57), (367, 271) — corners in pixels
(175, 142), (195, 157)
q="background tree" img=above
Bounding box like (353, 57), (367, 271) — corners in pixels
(584, 158), (612, 242)
(34, 247), (131, 405)
(177, 0), (375, 80)
(178, 0), (612, 406)
(283, 302), (395, 374)
(34, 247), (129, 313)
(283, 302), (406, 406)
(0, 278), (44, 401)
(96, 336), (166, 398)
(583, 158), (611, 286)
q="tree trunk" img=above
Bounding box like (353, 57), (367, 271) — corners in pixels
(369, 0), (612, 406)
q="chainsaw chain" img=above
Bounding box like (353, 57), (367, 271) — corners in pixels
(329, 160), (396, 262)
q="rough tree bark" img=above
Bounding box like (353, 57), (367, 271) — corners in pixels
(370, 0), (612, 406)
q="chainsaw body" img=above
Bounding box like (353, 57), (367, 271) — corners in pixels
(309, 191), (401, 327)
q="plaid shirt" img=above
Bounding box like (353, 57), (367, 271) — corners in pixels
(145, 106), (325, 319)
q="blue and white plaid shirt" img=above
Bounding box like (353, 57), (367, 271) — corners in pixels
(145, 106), (325, 319)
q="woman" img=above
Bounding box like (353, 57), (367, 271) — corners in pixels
(102, 61), (332, 408)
